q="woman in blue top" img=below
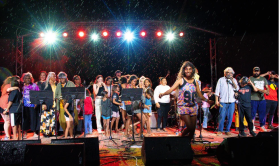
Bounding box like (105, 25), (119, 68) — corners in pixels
(160, 61), (213, 139)
(143, 89), (154, 134)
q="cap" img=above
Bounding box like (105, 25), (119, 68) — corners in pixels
(253, 67), (260, 71)
(115, 70), (122, 75)
(113, 77), (119, 84)
(58, 72), (67, 79)
(271, 71), (276, 75)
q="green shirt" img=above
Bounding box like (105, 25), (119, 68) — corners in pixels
(250, 76), (268, 100)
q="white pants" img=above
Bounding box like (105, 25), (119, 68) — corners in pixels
(95, 98), (102, 130)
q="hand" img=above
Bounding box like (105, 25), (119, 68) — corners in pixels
(207, 100), (214, 105)
(120, 103), (123, 106)
(102, 82), (106, 86)
(248, 79), (252, 84)
(69, 115), (73, 121)
(215, 101), (220, 107)
(42, 104), (47, 111)
(156, 103), (160, 108)
(3, 109), (9, 114)
(159, 93), (164, 98)
(234, 92), (238, 98)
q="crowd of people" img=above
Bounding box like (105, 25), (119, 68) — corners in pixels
(0, 61), (278, 141)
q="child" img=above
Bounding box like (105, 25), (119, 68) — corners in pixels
(101, 91), (111, 136)
(84, 89), (94, 135)
(64, 96), (75, 138)
(202, 85), (213, 129)
(236, 76), (257, 137)
(111, 85), (122, 133)
(143, 89), (154, 134)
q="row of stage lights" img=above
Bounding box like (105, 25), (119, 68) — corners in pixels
(39, 30), (184, 44)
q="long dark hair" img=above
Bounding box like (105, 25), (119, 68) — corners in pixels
(145, 89), (154, 99)
(177, 61), (196, 80)
(128, 75), (138, 84)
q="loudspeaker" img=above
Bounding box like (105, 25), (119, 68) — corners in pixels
(256, 132), (278, 138)
(51, 137), (100, 165)
(217, 137), (278, 166)
(0, 139), (41, 166)
(141, 136), (193, 165)
(24, 143), (85, 166)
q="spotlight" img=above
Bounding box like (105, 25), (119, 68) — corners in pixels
(156, 31), (162, 37)
(140, 31), (146, 37)
(78, 31), (85, 37)
(116, 31), (122, 37)
(166, 32), (174, 41)
(124, 31), (134, 42)
(91, 33), (99, 41)
(179, 32), (184, 37)
(102, 31), (108, 37)
(44, 31), (57, 44)
(39, 32), (45, 38)
(62, 32), (68, 37)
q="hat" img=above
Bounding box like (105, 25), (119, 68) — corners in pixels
(115, 70), (122, 75)
(113, 77), (119, 84)
(58, 72), (67, 79)
(271, 71), (276, 75)
(253, 67), (260, 71)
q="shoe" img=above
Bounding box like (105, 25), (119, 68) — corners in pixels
(268, 125), (274, 129)
(97, 129), (102, 133)
(260, 126), (267, 132)
(1, 136), (10, 141)
(156, 129), (160, 132)
(162, 128), (167, 132)
(253, 126), (256, 131)
(225, 132), (231, 136)
(33, 133), (38, 138)
(121, 124), (125, 130)
(238, 131), (247, 137)
(235, 127), (239, 131)
(250, 131), (256, 137)
(216, 131), (222, 136)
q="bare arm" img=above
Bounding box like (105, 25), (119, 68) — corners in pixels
(248, 79), (258, 92)
(93, 84), (100, 95)
(113, 98), (122, 106)
(260, 71), (270, 77)
(160, 79), (182, 97)
(64, 103), (73, 119)
(3, 101), (13, 114)
(7, 87), (20, 92)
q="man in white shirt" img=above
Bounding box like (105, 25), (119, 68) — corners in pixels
(215, 67), (239, 135)
(154, 77), (173, 131)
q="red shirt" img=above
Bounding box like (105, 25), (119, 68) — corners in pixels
(84, 96), (93, 115)
(264, 80), (278, 101)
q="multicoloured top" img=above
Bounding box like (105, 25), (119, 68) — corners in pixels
(23, 83), (40, 107)
(177, 78), (197, 107)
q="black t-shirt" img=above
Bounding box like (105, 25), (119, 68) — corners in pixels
(111, 92), (119, 112)
(97, 85), (105, 96)
(64, 98), (74, 117)
(8, 89), (22, 113)
(237, 85), (252, 107)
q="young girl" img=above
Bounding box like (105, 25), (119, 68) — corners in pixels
(202, 85), (213, 129)
(3, 77), (22, 140)
(64, 96), (75, 138)
(84, 89), (94, 135)
(111, 85), (122, 133)
(143, 89), (154, 135)
(143, 78), (152, 92)
(101, 91), (111, 136)
(119, 76), (127, 130)
(159, 61), (213, 139)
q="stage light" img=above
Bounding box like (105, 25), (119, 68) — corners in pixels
(39, 32), (45, 38)
(140, 31), (146, 37)
(166, 32), (175, 41)
(179, 32), (184, 37)
(116, 31), (122, 37)
(124, 31), (134, 42)
(62, 32), (68, 37)
(44, 31), (57, 44)
(102, 31), (108, 37)
(91, 33), (99, 41)
(78, 31), (85, 37)
(156, 31), (162, 37)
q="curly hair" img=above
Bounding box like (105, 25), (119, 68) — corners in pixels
(177, 61), (196, 80)
(128, 75), (138, 84)
(21, 72), (34, 83)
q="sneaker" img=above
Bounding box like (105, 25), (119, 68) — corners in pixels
(1, 136), (10, 141)
(268, 125), (274, 130)
(156, 128), (160, 132)
(253, 126), (256, 131)
(216, 131), (223, 136)
(260, 126), (267, 132)
(250, 131), (256, 137)
(97, 129), (102, 133)
(238, 131), (247, 137)
(225, 132), (231, 136)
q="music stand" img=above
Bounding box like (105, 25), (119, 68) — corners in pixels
(121, 88), (143, 144)
(30, 90), (54, 140)
(61, 87), (85, 138)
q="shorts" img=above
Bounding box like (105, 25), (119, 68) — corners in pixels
(112, 111), (120, 118)
(64, 112), (74, 121)
(120, 101), (126, 110)
(126, 105), (132, 116)
(143, 108), (151, 114)
(10, 113), (21, 126)
(177, 104), (198, 116)
(102, 115), (110, 119)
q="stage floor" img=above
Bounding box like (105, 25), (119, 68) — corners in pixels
(0, 121), (277, 166)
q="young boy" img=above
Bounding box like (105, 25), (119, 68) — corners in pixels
(111, 85), (122, 133)
(101, 91), (111, 136)
(236, 76), (257, 137)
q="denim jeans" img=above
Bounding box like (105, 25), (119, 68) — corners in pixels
(218, 102), (235, 132)
(202, 107), (211, 128)
(84, 114), (92, 134)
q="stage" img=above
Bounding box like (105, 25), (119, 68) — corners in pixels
(1, 120), (277, 166)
